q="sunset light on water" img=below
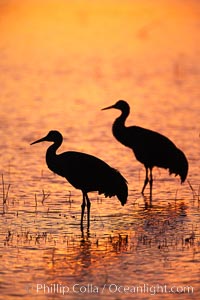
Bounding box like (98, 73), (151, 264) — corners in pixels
(0, 0), (199, 299)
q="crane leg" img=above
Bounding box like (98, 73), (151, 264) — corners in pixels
(85, 193), (91, 229)
(142, 167), (149, 194)
(149, 168), (153, 204)
(81, 194), (86, 231)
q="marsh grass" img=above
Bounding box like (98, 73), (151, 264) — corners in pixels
(3, 228), (52, 247)
(1, 185), (199, 300)
(1, 184), (199, 252)
(2, 185), (200, 247)
(41, 189), (51, 204)
(34, 189), (51, 212)
(1, 174), (11, 214)
(188, 180), (200, 208)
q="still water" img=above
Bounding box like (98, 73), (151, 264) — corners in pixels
(0, 0), (199, 299)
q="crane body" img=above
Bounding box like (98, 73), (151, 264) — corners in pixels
(102, 100), (188, 200)
(31, 130), (128, 230)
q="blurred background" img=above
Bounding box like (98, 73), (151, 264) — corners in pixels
(0, 0), (199, 299)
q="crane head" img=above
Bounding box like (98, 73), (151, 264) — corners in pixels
(30, 130), (63, 145)
(102, 100), (129, 111)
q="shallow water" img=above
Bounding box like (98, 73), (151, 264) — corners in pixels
(0, 0), (199, 299)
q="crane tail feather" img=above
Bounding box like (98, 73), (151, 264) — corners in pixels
(101, 168), (128, 206)
(169, 148), (188, 183)
(111, 169), (128, 206)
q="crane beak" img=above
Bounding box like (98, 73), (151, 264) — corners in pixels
(30, 136), (47, 145)
(101, 104), (115, 110)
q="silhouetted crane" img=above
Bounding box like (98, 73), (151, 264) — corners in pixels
(102, 100), (188, 200)
(31, 130), (128, 230)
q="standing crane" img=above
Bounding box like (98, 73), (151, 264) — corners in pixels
(102, 100), (188, 201)
(31, 130), (128, 231)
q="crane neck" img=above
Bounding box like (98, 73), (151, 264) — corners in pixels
(113, 107), (130, 130)
(46, 138), (63, 168)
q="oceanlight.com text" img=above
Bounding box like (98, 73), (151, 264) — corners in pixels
(26, 283), (194, 295)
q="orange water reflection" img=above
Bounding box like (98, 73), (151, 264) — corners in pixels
(0, 0), (200, 299)
(1, 201), (199, 299)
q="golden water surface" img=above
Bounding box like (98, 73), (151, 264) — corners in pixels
(0, 0), (199, 299)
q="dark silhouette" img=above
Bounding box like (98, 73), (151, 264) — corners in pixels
(102, 100), (188, 201)
(31, 130), (128, 230)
